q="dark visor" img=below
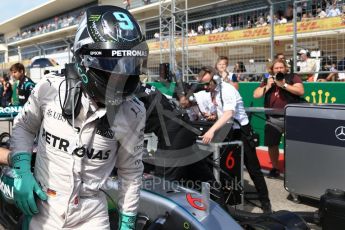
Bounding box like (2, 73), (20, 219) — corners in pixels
(82, 56), (145, 75)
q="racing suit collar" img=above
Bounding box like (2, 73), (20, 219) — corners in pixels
(81, 93), (106, 120)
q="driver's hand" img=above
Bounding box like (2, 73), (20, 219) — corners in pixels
(10, 152), (47, 216)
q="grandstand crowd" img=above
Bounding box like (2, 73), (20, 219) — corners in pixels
(3, 0), (345, 84)
(184, 0), (344, 37)
(7, 0), (158, 43)
(7, 0), (345, 42)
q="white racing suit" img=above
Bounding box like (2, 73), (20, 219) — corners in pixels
(10, 75), (146, 229)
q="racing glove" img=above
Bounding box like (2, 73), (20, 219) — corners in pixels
(0, 166), (16, 204)
(10, 152), (47, 216)
(118, 212), (136, 230)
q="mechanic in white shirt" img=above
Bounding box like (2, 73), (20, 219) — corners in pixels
(197, 66), (272, 213)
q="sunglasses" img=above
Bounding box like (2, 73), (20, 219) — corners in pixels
(199, 81), (211, 87)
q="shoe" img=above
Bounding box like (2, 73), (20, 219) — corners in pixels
(267, 168), (280, 178)
(261, 201), (272, 214)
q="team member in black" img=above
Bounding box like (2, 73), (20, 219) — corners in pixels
(136, 83), (224, 203)
(10, 63), (35, 106)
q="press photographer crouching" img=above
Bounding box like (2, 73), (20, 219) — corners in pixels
(253, 59), (305, 178)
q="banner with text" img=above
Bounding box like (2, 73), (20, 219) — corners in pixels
(148, 16), (345, 51)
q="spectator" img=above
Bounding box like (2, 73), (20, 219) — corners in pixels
(285, 4), (294, 21)
(327, 4), (341, 17)
(297, 49), (317, 82)
(278, 15), (287, 24)
(190, 29), (197, 36)
(307, 12), (315, 19)
(311, 0), (319, 16)
(143, 0), (150, 4)
(154, 32), (160, 40)
(1, 76), (12, 107)
(275, 53), (285, 62)
(197, 24), (204, 34)
(317, 59), (338, 82)
(233, 61), (248, 81)
(337, 57), (345, 81)
(225, 23), (233, 31)
(211, 27), (219, 34)
(253, 59), (304, 178)
(247, 20), (253, 28)
(301, 1), (308, 16)
(316, 7), (327, 18)
(272, 14), (279, 24)
(218, 25), (224, 32)
(275, 53), (291, 73)
(10, 63), (35, 106)
(266, 15), (272, 24)
(330, 62), (337, 72)
(204, 21), (213, 31)
(215, 56), (239, 90)
(256, 17), (267, 27)
(301, 13), (309, 21)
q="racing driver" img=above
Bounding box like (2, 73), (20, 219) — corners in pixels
(0, 5), (147, 230)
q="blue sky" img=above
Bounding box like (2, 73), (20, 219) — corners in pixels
(0, 0), (50, 23)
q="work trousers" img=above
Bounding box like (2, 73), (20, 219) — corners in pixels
(232, 124), (270, 203)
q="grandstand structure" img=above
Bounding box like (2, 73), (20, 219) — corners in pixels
(0, 0), (345, 82)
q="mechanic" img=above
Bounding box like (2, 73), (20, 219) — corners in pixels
(0, 6), (147, 230)
(198, 66), (272, 213)
(10, 63), (35, 106)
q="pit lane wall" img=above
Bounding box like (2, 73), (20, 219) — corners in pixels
(149, 82), (345, 148)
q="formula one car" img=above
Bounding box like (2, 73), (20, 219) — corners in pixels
(1, 164), (313, 230)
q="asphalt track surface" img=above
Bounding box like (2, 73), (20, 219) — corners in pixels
(0, 122), (321, 229)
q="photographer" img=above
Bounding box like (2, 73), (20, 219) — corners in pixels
(253, 59), (304, 178)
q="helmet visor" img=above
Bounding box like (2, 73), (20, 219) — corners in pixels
(82, 55), (146, 75)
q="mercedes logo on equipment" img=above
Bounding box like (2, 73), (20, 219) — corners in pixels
(335, 126), (345, 141)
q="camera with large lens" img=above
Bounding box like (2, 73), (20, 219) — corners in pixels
(275, 72), (285, 81)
